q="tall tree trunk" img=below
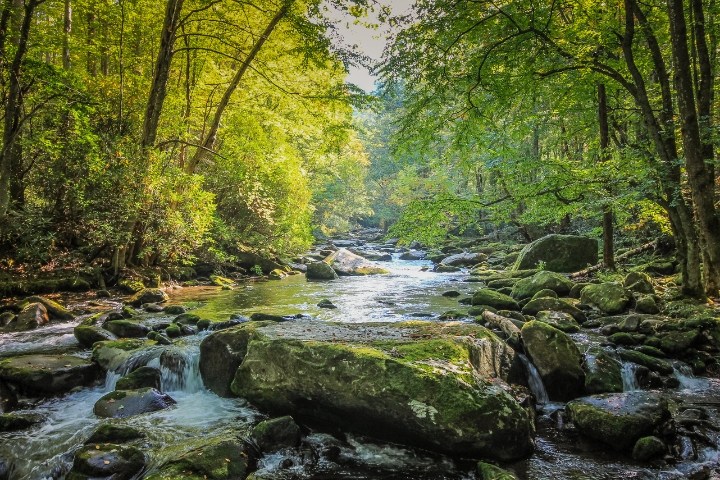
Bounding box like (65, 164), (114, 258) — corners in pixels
(63, 0), (71, 69)
(598, 83), (615, 270)
(186, 4), (289, 173)
(86, 12), (96, 75)
(667, 0), (720, 297)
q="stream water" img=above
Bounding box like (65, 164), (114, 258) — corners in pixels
(1, 256), (720, 479)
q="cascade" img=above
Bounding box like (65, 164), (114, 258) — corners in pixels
(518, 354), (549, 405)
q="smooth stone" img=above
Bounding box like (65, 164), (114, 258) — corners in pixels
(0, 355), (99, 395)
(93, 388), (176, 419)
(251, 416), (302, 453)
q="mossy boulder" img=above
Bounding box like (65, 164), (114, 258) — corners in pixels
(657, 329), (700, 354)
(250, 416), (302, 453)
(632, 436), (666, 461)
(127, 288), (168, 307)
(521, 297), (586, 323)
(163, 305), (186, 315)
(569, 283), (590, 299)
(121, 306), (137, 318)
(471, 289), (520, 311)
(477, 462), (519, 480)
(583, 346), (622, 394)
(173, 313), (201, 325)
(118, 278), (145, 294)
(440, 252), (488, 267)
(92, 339), (155, 371)
(520, 321), (585, 401)
(67, 444), (145, 480)
(535, 311), (579, 333)
(0, 355), (99, 395)
(325, 249), (390, 276)
(147, 330), (173, 345)
(513, 235), (598, 272)
(104, 320), (150, 338)
(210, 275), (235, 287)
(618, 349), (673, 375)
(115, 366), (161, 390)
(305, 261), (339, 280)
(0, 413), (38, 432)
(566, 392), (670, 450)
(643, 261), (676, 275)
(580, 283), (630, 315)
(511, 271), (573, 300)
(86, 424), (145, 444)
(229, 321), (534, 460)
(635, 296), (660, 314)
(165, 323), (182, 338)
(531, 289), (558, 300)
(10, 303), (50, 331)
(623, 272), (655, 295)
(144, 437), (252, 480)
(24, 296), (74, 320)
(74, 325), (118, 348)
(94, 388), (176, 419)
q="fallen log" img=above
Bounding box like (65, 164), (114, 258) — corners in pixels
(569, 240), (658, 279)
(482, 310), (523, 351)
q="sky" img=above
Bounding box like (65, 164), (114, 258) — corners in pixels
(327, 1), (415, 93)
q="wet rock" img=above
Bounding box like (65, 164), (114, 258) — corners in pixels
(657, 329), (700, 354)
(636, 345), (665, 358)
(86, 424), (145, 444)
(521, 321), (585, 401)
(583, 346), (622, 394)
(174, 313), (201, 325)
(531, 289), (558, 300)
(121, 306), (137, 318)
(142, 303), (165, 313)
(127, 288), (169, 307)
(144, 437), (252, 480)
(635, 296), (660, 314)
(632, 436), (666, 461)
(440, 252), (487, 267)
(104, 320), (150, 338)
(209, 319), (246, 331)
(200, 322), (274, 397)
(0, 355), (99, 395)
(0, 312), (14, 327)
(73, 325), (118, 348)
(0, 460), (9, 480)
(580, 283), (630, 315)
(251, 416), (302, 453)
(609, 332), (636, 346)
(68, 444), (145, 480)
(9, 303), (50, 331)
(399, 251), (424, 260)
(472, 289), (519, 311)
(106, 312), (124, 321)
(305, 261), (339, 280)
(325, 249), (390, 276)
(623, 272), (655, 295)
(512, 234), (598, 272)
(0, 414), (37, 432)
(442, 290), (461, 297)
(24, 296), (75, 320)
(463, 333), (526, 385)
(317, 299), (337, 309)
(521, 297), (586, 323)
(147, 330), (173, 345)
(536, 311), (579, 333)
(165, 324), (182, 338)
(92, 339), (156, 371)
(231, 321), (534, 461)
(94, 388), (176, 418)
(477, 462), (519, 480)
(115, 366), (161, 390)
(618, 349), (673, 375)
(511, 271), (573, 300)
(0, 380), (17, 413)
(566, 392), (670, 450)
(435, 264), (462, 273)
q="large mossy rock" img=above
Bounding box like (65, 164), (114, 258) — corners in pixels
(94, 388), (176, 419)
(471, 289), (520, 311)
(521, 297), (586, 323)
(513, 235), (598, 273)
(0, 355), (99, 395)
(324, 249), (390, 276)
(224, 321), (534, 460)
(6, 303), (50, 332)
(580, 283), (630, 315)
(92, 339), (157, 371)
(104, 320), (150, 338)
(510, 271), (574, 300)
(566, 392), (670, 450)
(440, 252), (487, 267)
(623, 272), (655, 295)
(127, 288), (168, 307)
(23, 296), (75, 320)
(305, 261), (339, 280)
(535, 311), (579, 333)
(144, 437), (252, 480)
(583, 346), (623, 394)
(520, 321), (585, 401)
(74, 325), (118, 348)
(67, 444), (145, 480)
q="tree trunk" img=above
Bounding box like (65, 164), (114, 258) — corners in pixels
(86, 12), (96, 76)
(598, 83), (615, 270)
(667, 0), (720, 297)
(63, 0), (71, 70)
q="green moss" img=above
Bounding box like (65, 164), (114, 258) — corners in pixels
(86, 424), (145, 444)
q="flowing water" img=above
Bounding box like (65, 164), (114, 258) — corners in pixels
(2, 256), (720, 479)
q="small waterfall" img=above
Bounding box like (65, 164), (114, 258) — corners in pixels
(158, 348), (204, 393)
(104, 348), (163, 391)
(621, 362), (640, 391)
(518, 354), (549, 405)
(674, 363), (705, 390)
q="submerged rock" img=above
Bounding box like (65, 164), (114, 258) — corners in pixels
(68, 444), (145, 480)
(228, 321), (534, 460)
(251, 416), (302, 453)
(94, 388), (176, 419)
(325, 249), (390, 276)
(513, 235), (598, 272)
(0, 414), (38, 432)
(0, 355), (99, 395)
(521, 321), (585, 401)
(305, 261), (339, 280)
(566, 392), (670, 450)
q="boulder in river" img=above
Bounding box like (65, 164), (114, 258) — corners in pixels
(440, 252), (487, 267)
(471, 289), (520, 311)
(0, 413), (39, 432)
(617, 349), (673, 375)
(512, 235), (598, 272)
(86, 424), (145, 444)
(521, 321), (585, 401)
(104, 320), (150, 338)
(566, 392), (670, 450)
(68, 444), (145, 480)
(535, 311), (579, 333)
(24, 296), (75, 320)
(73, 325), (118, 348)
(580, 283), (630, 315)
(0, 355), (99, 395)
(251, 415), (302, 453)
(94, 387), (176, 418)
(632, 436), (667, 461)
(115, 366), (161, 390)
(324, 249), (390, 276)
(582, 346), (623, 395)
(92, 339), (157, 371)
(127, 288), (168, 307)
(6, 303), (50, 331)
(510, 271), (574, 300)
(228, 320), (534, 460)
(305, 261), (339, 280)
